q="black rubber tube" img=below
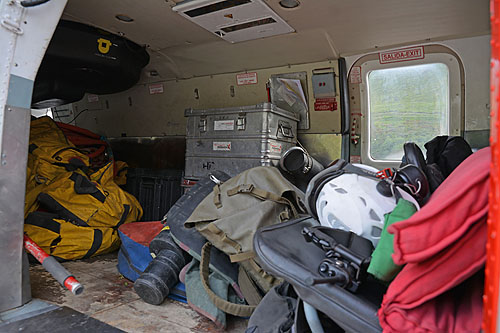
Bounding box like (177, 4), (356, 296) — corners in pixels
(338, 57), (351, 161)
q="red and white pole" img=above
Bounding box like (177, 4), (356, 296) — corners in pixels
(23, 234), (84, 295)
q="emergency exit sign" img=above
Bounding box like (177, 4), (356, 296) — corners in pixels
(379, 46), (424, 64)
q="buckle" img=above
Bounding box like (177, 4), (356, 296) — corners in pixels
(377, 168), (394, 179)
(237, 184), (254, 193)
(209, 174), (222, 185)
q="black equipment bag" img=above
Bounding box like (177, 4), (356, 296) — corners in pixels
(424, 136), (473, 178)
(254, 216), (386, 332)
(245, 282), (298, 333)
(33, 20), (150, 108)
(402, 136), (473, 193)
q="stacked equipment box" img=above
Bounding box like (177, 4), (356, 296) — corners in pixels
(184, 103), (299, 181)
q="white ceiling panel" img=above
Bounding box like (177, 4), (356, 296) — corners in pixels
(62, 0), (490, 79)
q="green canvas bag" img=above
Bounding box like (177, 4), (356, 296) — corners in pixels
(185, 166), (305, 317)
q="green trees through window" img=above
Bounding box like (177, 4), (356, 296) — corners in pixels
(368, 63), (449, 160)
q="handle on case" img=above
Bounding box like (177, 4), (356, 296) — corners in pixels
(278, 122), (295, 139)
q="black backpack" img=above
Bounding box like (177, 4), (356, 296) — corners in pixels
(402, 136), (472, 192)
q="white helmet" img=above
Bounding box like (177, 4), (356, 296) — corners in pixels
(306, 160), (419, 247)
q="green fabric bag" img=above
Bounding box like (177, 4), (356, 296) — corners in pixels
(185, 166), (305, 317)
(184, 258), (245, 329)
(367, 199), (417, 282)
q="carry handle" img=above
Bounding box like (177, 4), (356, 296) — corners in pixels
(200, 242), (256, 317)
(278, 121), (295, 139)
(227, 184), (299, 219)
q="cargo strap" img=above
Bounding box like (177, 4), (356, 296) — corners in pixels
(113, 204), (130, 230)
(230, 251), (256, 263)
(226, 184), (299, 219)
(37, 193), (89, 227)
(211, 175), (224, 209)
(82, 229), (103, 259)
(200, 242), (256, 317)
(213, 184), (222, 209)
(238, 265), (263, 306)
(247, 258), (277, 286)
(25, 214), (103, 259)
(69, 173), (106, 203)
(205, 224), (256, 263)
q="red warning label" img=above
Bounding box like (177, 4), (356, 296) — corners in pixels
(213, 141), (231, 151)
(314, 97), (337, 111)
(379, 46), (424, 64)
(236, 72), (258, 85)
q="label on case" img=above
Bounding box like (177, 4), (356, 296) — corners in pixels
(214, 120), (235, 131)
(213, 142), (231, 151)
(269, 142), (282, 153)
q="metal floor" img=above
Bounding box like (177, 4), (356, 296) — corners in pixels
(28, 253), (248, 332)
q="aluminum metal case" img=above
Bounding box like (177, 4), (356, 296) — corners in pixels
(184, 103), (299, 179)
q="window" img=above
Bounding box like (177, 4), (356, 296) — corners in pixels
(367, 63), (449, 161)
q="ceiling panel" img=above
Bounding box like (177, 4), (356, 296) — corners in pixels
(62, 0), (490, 79)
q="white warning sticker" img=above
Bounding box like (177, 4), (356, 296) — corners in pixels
(213, 142), (231, 151)
(350, 66), (362, 84)
(87, 94), (99, 102)
(149, 83), (164, 95)
(236, 72), (258, 85)
(214, 120), (235, 131)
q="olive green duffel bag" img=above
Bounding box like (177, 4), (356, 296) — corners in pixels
(185, 166), (305, 317)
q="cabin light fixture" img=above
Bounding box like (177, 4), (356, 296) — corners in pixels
(115, 14), (134, 23)
(279, 0), (300, 9)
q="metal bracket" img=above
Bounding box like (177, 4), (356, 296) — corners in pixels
(198, 117), (207, 133)
(237, 114), (246, 130)
(1, 17), (23, 35)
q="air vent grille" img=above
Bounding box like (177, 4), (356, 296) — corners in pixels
(185, 0), (251, 18)
(173, 0), (294, 43)
(221, 17), (276, 33)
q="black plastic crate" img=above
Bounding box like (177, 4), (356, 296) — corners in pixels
(126, 168), (183, 221)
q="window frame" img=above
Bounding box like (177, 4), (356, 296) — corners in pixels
(354, 45), (464, 169)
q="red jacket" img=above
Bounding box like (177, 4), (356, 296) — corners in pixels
(379, 147), (490, 332)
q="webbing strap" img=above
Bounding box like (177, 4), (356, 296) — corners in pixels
(248, 258), (276, 285)
(226, 184), (299, 218)
(230, 251), (256, 263)
(114, 204), (130, 229)
(200, 242), (256, 317)
(37, 193), (89, 227)
(82, 229), (103, 259)
(279, 210), (290, 222)
(213, 184), (222, 209)
(25, 213), (61, 234)
(28, 143), (38, 153)
(51, 146), (87, 159)
(238, 266), (262, 306)
(69, 173), (106, 203)
(206, 223), (242, 252)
